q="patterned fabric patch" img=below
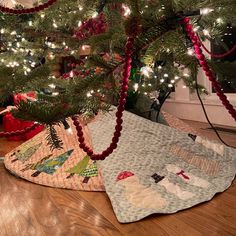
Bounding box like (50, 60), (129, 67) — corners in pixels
(11, 142), (42, 163)
(151, 173), (165, 183)
(159, 178), (195, 200)
(166, 164), (210, 189)
(195, 136), (225, 156)
(117, 171), (134, 181)
(66, 155), (90, 178)
(118, 175), (168, 209)
(31, 149), (74, 177)
(80, 162), (98, 178)
(170, 145), (220, 176)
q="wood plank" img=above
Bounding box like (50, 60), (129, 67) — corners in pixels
(0, 164), (122, 236)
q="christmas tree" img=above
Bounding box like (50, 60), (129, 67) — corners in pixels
(11, 142), (42, 162)
(0, 0), (235, 153)
(66, 155), (90, 179)
(31, 149), (73, 177)
(66, 155), (98, 183)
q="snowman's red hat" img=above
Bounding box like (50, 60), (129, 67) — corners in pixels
(116, 171), (134, 181)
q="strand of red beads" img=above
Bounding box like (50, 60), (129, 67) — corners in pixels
(72, 37), (134, 160)
(197, 34), (236, 59)
(0, 0), (57, 14)
(0, 123), (40, 137)
(182, 17), (236, 122)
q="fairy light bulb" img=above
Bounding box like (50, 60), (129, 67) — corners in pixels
(69, 71), (74, 77)
(216, 18), (223, 24)
(200, 8), (214, 15)
(79, 6), (83, 11)
(87, 92), (92, 97)
(48, 84), (56, 89)
(52, 92), (59, 96)
(168, 84), (173, 88)
(53, 22), (58, 28)
(141, 66), (153, 77)
(203, 29), (210, 36)
(133, 83), (139, 92)
(187, 48), (194, 56)
(66, 127), (73, 134)
(122, 4), (131, 17)
(193, 26), (200, 32)
(28, 21), (33, 26)
(160, 79), (164, 83)
(0, 28), (5, 34)
(40, 13), (45, 18)
(92, 12), (98, 18)
(164, 73), (168, 77)
(171, 80), (175, 83)
(78, 21), (82, 27)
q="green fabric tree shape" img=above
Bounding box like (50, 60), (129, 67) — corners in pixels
(31, 149), (74, 177)
(11, 142), (42, 163)
(66, 155), (90, 179)
(21, 154), (53, 172)
(80, 162), (98, 183)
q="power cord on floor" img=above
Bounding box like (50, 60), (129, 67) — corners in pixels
(195, 77), (236, 149)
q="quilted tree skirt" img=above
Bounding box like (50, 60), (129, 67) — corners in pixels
(4, 120), (105, 191)
(4, 109), (236, 223)
(88, 110), (236, 223)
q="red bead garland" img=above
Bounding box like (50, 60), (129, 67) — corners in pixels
(0, 0), (57, 14)
(196, 35), (236, 59)
(0, 122), (40, 137)
(72, 37), (134, 160)
(181, 17), (236, 122)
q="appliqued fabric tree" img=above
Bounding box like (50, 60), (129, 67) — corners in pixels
(31, 149), (74, 177)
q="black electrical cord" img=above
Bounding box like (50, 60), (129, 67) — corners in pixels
(195, 77), (236, 149)
(156, 90), (172, 122)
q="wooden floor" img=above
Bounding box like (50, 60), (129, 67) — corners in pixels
(0, 120), (236, 236)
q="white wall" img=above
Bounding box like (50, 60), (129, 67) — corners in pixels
(163, 70), (236, 127)
(163, 39), (236, 128)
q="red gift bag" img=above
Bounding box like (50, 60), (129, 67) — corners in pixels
(3, 92), (44, 141)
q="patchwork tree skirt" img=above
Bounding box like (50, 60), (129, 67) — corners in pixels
(4, 119), (105, 191)
(88, 110), (236, 223)
(4, 109), (236, 223)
